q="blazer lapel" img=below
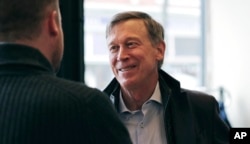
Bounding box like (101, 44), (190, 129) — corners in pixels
(159, 71), (197, 144)
(170, 91), (197, 144)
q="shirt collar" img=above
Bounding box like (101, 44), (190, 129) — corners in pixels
(119, 81), (162, 113)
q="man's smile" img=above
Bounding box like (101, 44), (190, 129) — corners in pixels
(118, 65), (136, 72)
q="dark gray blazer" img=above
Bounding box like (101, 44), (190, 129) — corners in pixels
(104, 69), (229, 144)
(0, 43), (132, 144)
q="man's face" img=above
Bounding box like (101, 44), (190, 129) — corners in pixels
(107, 19), (164, 90)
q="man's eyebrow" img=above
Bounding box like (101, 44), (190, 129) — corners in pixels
(107, 35), (142, 46)
(107, 41), (116, 47)
(125, 36), (141, 42)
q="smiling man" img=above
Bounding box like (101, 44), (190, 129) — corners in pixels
(104, 11), (229, 144)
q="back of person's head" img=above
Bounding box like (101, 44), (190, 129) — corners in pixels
(106, 11), (165, 68)
(0, 0), (59, 42)
(0, 0), (64, 72)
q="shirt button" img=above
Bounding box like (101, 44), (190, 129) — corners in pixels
(140, 122), (144, 128)
(126, 116), (131, 120)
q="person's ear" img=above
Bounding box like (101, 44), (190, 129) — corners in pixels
(156, 41), (165, 60)
(48, 10), (59, 36)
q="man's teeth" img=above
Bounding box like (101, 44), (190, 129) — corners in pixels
(119, 66), (134, 72)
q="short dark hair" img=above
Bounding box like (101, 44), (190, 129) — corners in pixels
(0, 0), (58, 41)
(106, 11), (165, 68)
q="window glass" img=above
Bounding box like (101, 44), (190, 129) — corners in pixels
(84, 0), (202, 90)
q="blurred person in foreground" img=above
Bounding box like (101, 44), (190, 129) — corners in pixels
(104, 11), (229, 144)
(0, 0), (132, 144)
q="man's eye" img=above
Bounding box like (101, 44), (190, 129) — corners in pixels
(109, 46), (118, 52)
(127, 42), (137, 48)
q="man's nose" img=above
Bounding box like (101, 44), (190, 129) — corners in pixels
(117, 47), (129, 61)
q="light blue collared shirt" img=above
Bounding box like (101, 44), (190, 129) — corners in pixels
(119, 82), (167, 144)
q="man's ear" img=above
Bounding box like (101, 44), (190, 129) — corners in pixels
(48, 10), (59, 36)
(156, 41), (166, 60)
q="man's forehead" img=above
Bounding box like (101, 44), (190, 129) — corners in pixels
(108, 19), (146, 35)
(106, 20), (149, 44)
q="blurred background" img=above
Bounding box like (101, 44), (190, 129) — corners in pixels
(59, 0), (250, 127)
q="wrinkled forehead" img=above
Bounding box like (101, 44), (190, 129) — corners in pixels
(106, 19), (148, 44)
(106, 18), (146, 36)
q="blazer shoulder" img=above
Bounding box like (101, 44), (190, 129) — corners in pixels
(182, 88), (216, 104)
(181, 88), (218, 113)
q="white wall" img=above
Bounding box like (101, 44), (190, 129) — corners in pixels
(207, 0), (250, 127)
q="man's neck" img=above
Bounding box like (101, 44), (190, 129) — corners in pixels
(121, 80), (158, 111)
